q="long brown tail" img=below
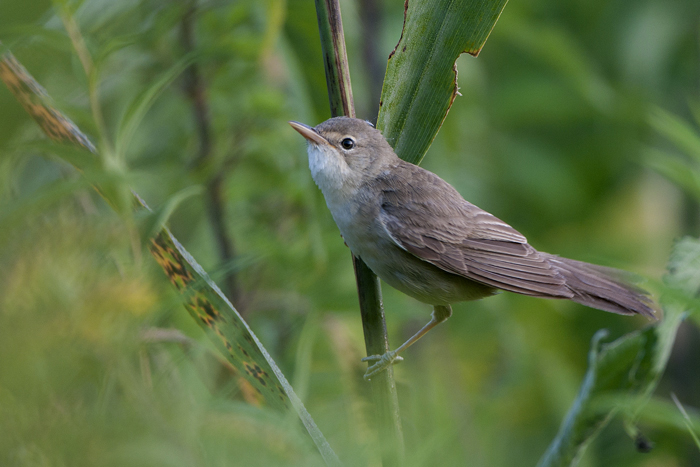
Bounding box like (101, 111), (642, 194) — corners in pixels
(547, 255), (658, 319)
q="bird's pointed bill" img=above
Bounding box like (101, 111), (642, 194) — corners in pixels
(289, 121), (329, 146)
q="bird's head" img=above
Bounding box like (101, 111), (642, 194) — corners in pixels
(289, 117), (397, 195)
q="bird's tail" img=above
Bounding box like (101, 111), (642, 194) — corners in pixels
(547, 255), (659, 319)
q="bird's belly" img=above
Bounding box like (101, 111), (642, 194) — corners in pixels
(365, 246), (497, 305)
(337, 214), (496, 305)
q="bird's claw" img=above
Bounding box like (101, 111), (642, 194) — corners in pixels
(361, 350), (403, 380)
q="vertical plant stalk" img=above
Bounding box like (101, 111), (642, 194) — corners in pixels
(180, 3), (245, 312)
(314, 0), (405, 465)
(314, 0), (355, 118)
(353, 257), (404, 464)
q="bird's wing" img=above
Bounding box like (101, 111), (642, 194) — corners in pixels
(376, 164), (572, 298)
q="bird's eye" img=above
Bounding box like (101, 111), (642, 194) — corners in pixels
(340, 138), (355, 150)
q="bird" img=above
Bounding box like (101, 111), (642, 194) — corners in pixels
(289, 116), (657, 379)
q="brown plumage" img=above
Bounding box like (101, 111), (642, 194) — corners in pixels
(290, 116), (656, 378)
(374, 160), (656, 317)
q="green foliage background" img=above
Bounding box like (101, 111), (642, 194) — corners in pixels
(1, 0), (699, 465)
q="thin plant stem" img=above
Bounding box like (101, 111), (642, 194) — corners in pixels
(313, 0), (405, 465)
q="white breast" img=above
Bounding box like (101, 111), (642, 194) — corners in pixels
(307, 144), (349, 196)
(306, 143), (368, 251)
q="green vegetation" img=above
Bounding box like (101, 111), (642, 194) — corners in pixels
(1, 0), (699, 465)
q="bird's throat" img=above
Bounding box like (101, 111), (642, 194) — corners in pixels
(307, 144), (353, 199)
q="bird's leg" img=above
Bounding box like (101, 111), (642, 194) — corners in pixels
(362, 305), (452, 380)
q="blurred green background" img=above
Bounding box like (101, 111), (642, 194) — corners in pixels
(1, 0), (699, 465)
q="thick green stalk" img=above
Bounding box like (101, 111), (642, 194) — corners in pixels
(313, 0), (405, 465)
(352, 257), (405, 465)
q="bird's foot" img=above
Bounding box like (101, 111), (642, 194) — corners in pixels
(361, 350), (403, 381)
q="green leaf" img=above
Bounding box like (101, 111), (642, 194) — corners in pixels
(537, 238), (695, 467)
(376, 0), (509, 164)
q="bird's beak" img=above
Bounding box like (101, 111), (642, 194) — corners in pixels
(289, 121), (329, 146)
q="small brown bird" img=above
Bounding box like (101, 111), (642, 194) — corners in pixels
(290, 116), (657, 379)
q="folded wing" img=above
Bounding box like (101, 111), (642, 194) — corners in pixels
(376, 163), (573, 299)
